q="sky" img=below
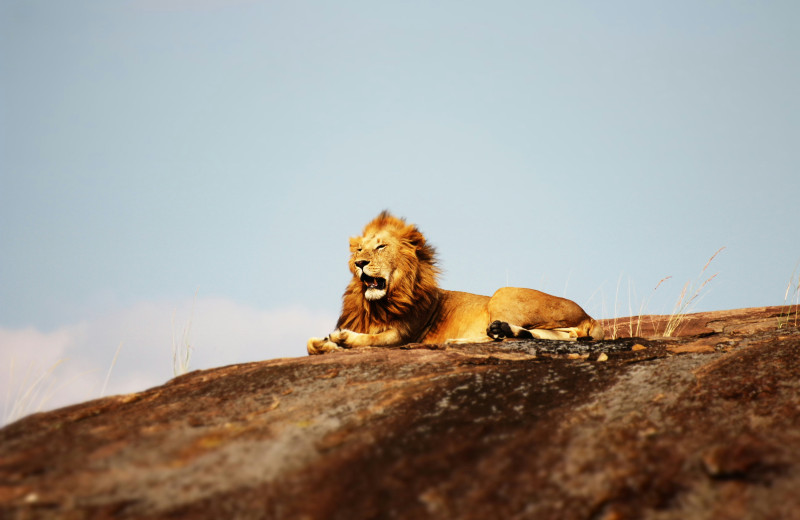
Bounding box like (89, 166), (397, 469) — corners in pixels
(1, 0), (798, 424)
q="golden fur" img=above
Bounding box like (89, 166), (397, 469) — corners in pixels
(308, 211), (604, 354)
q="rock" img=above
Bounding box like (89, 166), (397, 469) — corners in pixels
(1, 306), (799, 519)
(599, 304), (800, 338)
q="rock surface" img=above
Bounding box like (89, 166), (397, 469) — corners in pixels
(1, 306), (799, 519)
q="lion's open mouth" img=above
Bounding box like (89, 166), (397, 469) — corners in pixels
(360, 273), (387, 291)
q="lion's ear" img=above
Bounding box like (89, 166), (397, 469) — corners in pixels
(403, 224), (437, 265)
(402, 225), (426, 249)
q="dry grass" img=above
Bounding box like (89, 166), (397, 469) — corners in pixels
(778, 261), (800, 329)
(4, 290), (200, 426)
(99, 342), (123, 398)
(606, 276), (665, 340)
(604, 248), (725, 339)
(627, 276), (672, 338)
(3, 358), (65, 426)
(172, 289), (198, 377)
(3, 343), (126, 426)
(662, 247), (725, 337)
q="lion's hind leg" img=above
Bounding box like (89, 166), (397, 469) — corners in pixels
(487, 320), (581, 341)
(487, 287), (604, 342)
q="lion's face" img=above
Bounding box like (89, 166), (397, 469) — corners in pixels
(342, 211), (438, 318)
(349, 231), (400, 301)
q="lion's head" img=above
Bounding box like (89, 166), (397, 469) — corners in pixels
(337, 211), (440, 331)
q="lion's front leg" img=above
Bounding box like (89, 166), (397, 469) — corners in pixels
(308, 328), (404, 355)
(331, 328), (403, 347)
(331, 328), (403, 348)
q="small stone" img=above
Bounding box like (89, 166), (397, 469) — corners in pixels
(597, 352), (609, 362)
(632, 344), (647, 351)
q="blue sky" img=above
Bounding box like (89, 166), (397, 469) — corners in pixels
(1, 0), (798, 421)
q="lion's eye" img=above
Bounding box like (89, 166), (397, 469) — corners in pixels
(375, 244), (386, 250)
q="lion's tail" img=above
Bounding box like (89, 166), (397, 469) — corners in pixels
(586, 319), (605, 341)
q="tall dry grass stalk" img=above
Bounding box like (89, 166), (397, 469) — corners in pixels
(172, 289), (198, 377)
(662, 247), (726, 337)
(604, 275), (672, 339)
(3, 341), (128, 426)
(627, 276), (672, 338)
(3, 358), (64, 426)
(778, 261), (800, 329)
(99, 342), (123, 398)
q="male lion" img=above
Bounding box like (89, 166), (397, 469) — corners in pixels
(307, 211), (604, 355)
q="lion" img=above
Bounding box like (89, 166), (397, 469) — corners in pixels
(307, 211), (604, 355)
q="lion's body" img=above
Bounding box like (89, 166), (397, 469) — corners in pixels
(307, 212), (603, 355)
(422, 290), (490, 344)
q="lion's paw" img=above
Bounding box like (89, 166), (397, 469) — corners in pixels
(328, 329), (353, 345)
(487, 321), (535, 341)
(487, 320), (513, 341)
(307, 337), (344, 355)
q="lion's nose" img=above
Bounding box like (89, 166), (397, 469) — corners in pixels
(355, 260), (369, 269)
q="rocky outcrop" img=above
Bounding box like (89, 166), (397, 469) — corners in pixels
(1, 306), (799, 519)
